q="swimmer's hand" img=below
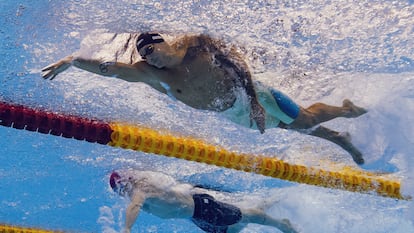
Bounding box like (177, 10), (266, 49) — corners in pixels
(41, 56), (73, 80)
(250, 102), (266, 134)
(280, 219), (299, 233)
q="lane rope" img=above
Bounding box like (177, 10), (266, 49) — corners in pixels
(0, 101), (408, 199)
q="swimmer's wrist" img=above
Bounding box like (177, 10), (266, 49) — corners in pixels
(68, 55), (77, 66)
(66, 55), (74, 63)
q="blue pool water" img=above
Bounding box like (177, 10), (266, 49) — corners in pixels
(1, 1), (414, 232)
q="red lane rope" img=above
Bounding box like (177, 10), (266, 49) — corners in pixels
(0, 101), (112, 144)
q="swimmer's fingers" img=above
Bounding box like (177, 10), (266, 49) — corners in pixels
(49, 73), (57, 80)
(41, 58), (72, 80)
(41, 64), (59, 79)
(281, 219), (299, 233)
(41, 63), (57, 78)
(41, 64), (54, 72)
(41, 64), (62, 80)
(41, 59), (67, 73)
(41, 69), (56, 80)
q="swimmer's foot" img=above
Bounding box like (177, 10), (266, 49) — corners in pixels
(335, 132), (365, 165)
(342, 99), (367, 118)
(310, 126), (365, 165)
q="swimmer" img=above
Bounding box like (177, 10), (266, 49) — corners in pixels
(109, 170), (299, 233)
(42, 32), (367, 164)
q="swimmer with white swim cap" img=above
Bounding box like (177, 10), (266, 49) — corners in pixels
(109, 170), (299, 233)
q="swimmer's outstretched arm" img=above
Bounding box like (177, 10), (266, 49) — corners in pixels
(124, 191), (145, 233)
(42, 56), (167, 92)
(42, 55), (148, 81)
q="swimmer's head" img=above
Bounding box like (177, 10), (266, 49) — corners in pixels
(137, 33), (179, 68)
(137, 33), (165, 59)
(110, 171), (132, 196)
(110, 171), (121, 190)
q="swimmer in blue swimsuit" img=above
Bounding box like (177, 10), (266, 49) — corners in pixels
(109, 170), (298, 233)
(42, 32), (367, 164)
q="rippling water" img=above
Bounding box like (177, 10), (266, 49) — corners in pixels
(1, 1), (413, 232)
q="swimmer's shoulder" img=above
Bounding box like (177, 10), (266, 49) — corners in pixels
(172, 34), (222, 51)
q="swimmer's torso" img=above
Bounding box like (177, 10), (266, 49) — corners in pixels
(152, 51), (239, 111)
(134, 35), (247, 112)
(128, 172), (195, 218)
(138, 181), (196, 219)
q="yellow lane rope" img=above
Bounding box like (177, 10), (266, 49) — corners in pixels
(108, 122), (407, 199)
(0, 224), (62, 233)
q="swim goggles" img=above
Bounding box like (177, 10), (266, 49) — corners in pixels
(110, 172), (132, 196)
(140, 44), (154, 59)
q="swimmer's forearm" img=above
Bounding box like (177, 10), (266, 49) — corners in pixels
(72, 58), (151, 83)
(125, 193), (145, 232)
(72, 57), (119, 77)
(240, 73), (258, 102)
(125, 204), (140, 232)
(239, 72), (266, 133)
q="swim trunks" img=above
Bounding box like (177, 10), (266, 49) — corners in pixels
(191, 193), (242, 233)
(221, 81), (300, 130)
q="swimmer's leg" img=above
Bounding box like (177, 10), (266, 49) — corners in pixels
(288, 99), (367, 129)
(310, 126), (364, 164)
(279, 100), (366, 164)
(230, 208), (298, 233)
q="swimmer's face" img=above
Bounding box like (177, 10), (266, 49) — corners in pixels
(112, 177), (133, 197)
(139, 42), (173, 68)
